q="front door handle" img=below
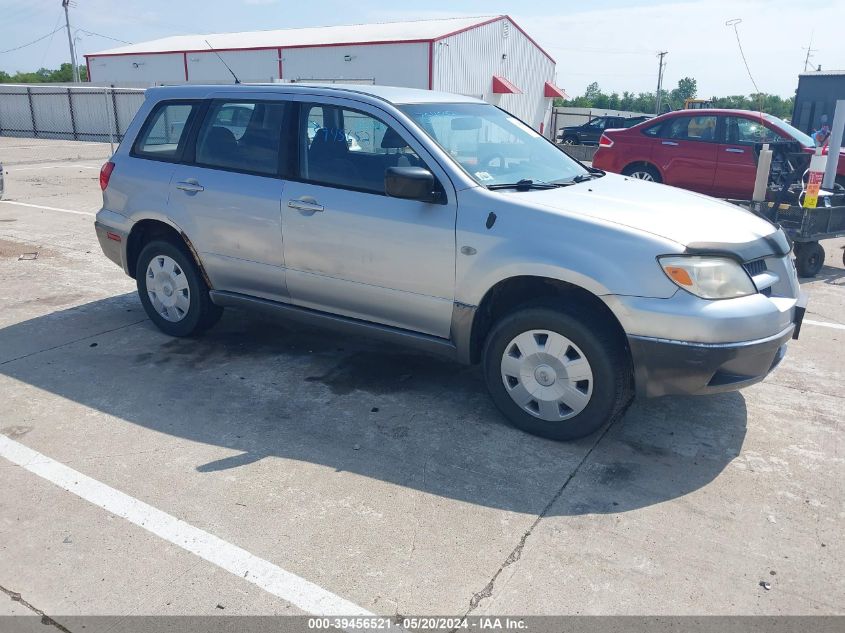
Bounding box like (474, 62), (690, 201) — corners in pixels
(661, 141), (679, 146)
(288, 198), (324, 213)
(725, 147), (745, 154)
(176, 180), (204, 193)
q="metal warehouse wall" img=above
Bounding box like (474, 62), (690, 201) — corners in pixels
(281, 43), (429, 89)
(88, 53), (185, 84)
(187, 49), (279, 83)
(433, 18), (555, 129)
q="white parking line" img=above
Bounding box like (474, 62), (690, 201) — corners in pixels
(804, 319), (845, 331)
(0, 200), (96, 217)
(0, 435), (371, 616)
(11, 164), (100, 171)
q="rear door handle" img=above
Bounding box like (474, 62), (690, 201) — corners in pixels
(288, 198), (324, 213)
(176, 180), (204, 193)
(725, 148), (745, 154)
(661, 141), (679, 146)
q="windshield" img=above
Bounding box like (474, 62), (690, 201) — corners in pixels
(399, 103), (589, 187)
(763, 114), (815, 148)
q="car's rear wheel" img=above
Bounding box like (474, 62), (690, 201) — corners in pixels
(794, 241), (825, 278)
(482, 305), (630, 441)
(623, 164), (661, 183)
(136, 239), (222, 336)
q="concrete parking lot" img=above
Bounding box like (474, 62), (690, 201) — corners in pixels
(0, 137), (843, 622)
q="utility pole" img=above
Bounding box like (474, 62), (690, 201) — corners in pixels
(655, 51), (668, 114)
(802, 32), (817, 72)
(62, 0), (80, 83)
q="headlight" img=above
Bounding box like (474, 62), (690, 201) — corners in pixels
(658, 256), (756, 299)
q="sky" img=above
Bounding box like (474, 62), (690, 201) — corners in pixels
(1, 0), (843, 98)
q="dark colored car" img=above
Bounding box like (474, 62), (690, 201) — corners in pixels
(557, 115), (651, 145)
(592, 108), (845, 199)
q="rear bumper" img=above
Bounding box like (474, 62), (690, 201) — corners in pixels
(629, 325), (794, 397)
(94, 220), (127, 271)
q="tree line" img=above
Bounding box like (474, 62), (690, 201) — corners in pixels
(557, 77), (795, 120)
(0, 63), (88, 84)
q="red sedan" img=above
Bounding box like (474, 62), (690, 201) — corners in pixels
(592, 108), (845, 199)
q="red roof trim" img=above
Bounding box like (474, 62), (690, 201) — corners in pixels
(435, 15), (506, 40)
(85, 39), (433, 59)
(504, 15), (555, 64)
(432, 15), (555, 64)
(428, 41), (434, 90)
(492, 75), (522, 94)
(544, 82), (567, 99)
(83, 16), (556, 65)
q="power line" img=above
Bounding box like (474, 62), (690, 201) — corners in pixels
(75, 29), (132, 45)
(40, 9), (67, 68)
(0, 26), (65, 55)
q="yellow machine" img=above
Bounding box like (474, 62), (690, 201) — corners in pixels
(684, 99), (713, 110)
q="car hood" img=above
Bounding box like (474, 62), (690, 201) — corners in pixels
(520, 173), (785, 253)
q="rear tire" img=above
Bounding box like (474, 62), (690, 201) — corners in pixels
(482, 304), (630, 441)
(136, 239), (222, 337)
(622, 164), (661, 183)
(794, 241), (825, 278)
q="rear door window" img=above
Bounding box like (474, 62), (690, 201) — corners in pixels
(663, 115), (718, 141)
(641, 121), (662, 136)
(132, 102), (198, 161)
(194, 100), (287, 176)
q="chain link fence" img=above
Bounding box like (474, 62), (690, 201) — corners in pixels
(0, 84), (146, 155)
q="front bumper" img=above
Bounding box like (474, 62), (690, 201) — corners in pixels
(628, 324), (794, 397)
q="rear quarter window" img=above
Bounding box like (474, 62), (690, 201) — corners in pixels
(132, 101), (198, 162)
(641, 122), (662, 136)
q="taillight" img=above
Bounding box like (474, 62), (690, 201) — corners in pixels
(99, 161), (115, 191)
(599, 134), (614, 148)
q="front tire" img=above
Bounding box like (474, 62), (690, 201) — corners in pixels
(561, 135), (579, 146)
(482, 305), (630, 441)
(136, 239), (222, 337)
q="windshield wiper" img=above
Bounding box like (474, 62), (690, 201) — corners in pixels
(569, 172), (603, 183)
(487, 179), (562, 191)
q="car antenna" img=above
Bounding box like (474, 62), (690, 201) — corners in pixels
(205, 39), (240, 84)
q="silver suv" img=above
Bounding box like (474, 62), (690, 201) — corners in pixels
(95, 84), (804, 440)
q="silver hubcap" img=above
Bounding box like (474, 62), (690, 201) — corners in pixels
(145, 254), (190, 323)
(563, 138), (575, 145)
(500, 330), (594, 422)
(630, 170), (654, 181)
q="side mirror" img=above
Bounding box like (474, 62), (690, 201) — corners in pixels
(385, 167), (439, 203)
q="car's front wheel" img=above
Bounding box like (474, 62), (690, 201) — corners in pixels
(561, 135), (579, 146)
(136, 239), (222, 336)
(482, 305), (630, 441)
